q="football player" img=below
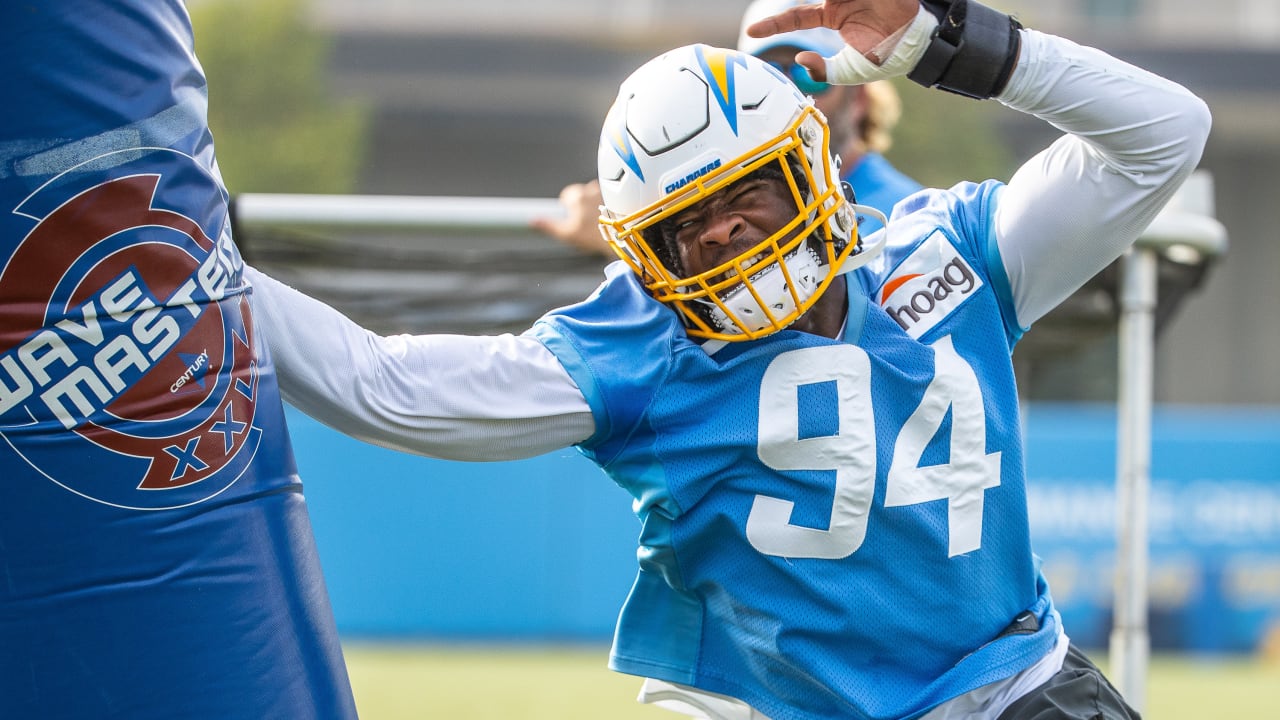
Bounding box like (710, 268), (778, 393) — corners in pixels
(247, 0), (1209, 717)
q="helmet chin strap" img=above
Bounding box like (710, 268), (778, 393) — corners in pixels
(836, 204), (890, 276)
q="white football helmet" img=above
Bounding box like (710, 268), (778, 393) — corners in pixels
(597, 43), (877, 342)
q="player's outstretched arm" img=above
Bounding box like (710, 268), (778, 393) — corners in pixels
(243, 266), (595, 461)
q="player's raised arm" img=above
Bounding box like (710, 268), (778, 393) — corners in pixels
(749, 0), (1211, 326)
(992, 28), (1210, 325)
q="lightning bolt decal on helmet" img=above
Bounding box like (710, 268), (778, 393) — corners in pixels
(694, 46), (753, 135)
(596, 43), (880, 342)
(606, 120), (645, 183)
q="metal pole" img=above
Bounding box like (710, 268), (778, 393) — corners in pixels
(233, 193), (564, 233)
(1110, 245), (1157, 711)
(1108, 171), (1227, 712)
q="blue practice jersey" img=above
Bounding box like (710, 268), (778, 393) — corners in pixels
(529, 180), (1059, 720)
(0, 3), (355, 718)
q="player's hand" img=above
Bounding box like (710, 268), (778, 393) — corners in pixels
(744, 0), (919, 80)
(531, 179), (613, 257)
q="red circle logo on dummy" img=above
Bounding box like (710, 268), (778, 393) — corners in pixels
(0, 149), (263, 509)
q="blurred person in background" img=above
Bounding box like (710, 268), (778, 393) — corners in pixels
(534, 0), (922, 256)
(0, 3), (356, 718)
(245, 0), (1209, 717)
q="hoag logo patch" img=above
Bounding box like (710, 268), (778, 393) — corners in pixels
(878, 232), (983, 339)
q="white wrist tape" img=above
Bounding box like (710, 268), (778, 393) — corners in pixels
(823, 6), (939, 85)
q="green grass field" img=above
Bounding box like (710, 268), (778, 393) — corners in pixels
(343, 643), (1279, 719)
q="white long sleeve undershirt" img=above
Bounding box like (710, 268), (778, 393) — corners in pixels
(244, 28), (1210, 463)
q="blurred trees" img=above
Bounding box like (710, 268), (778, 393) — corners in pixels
(190, 0), (368, 194)
(885, 78), (1017, 189)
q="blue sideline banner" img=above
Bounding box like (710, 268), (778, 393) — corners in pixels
(1023, 404), (1280, 653)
